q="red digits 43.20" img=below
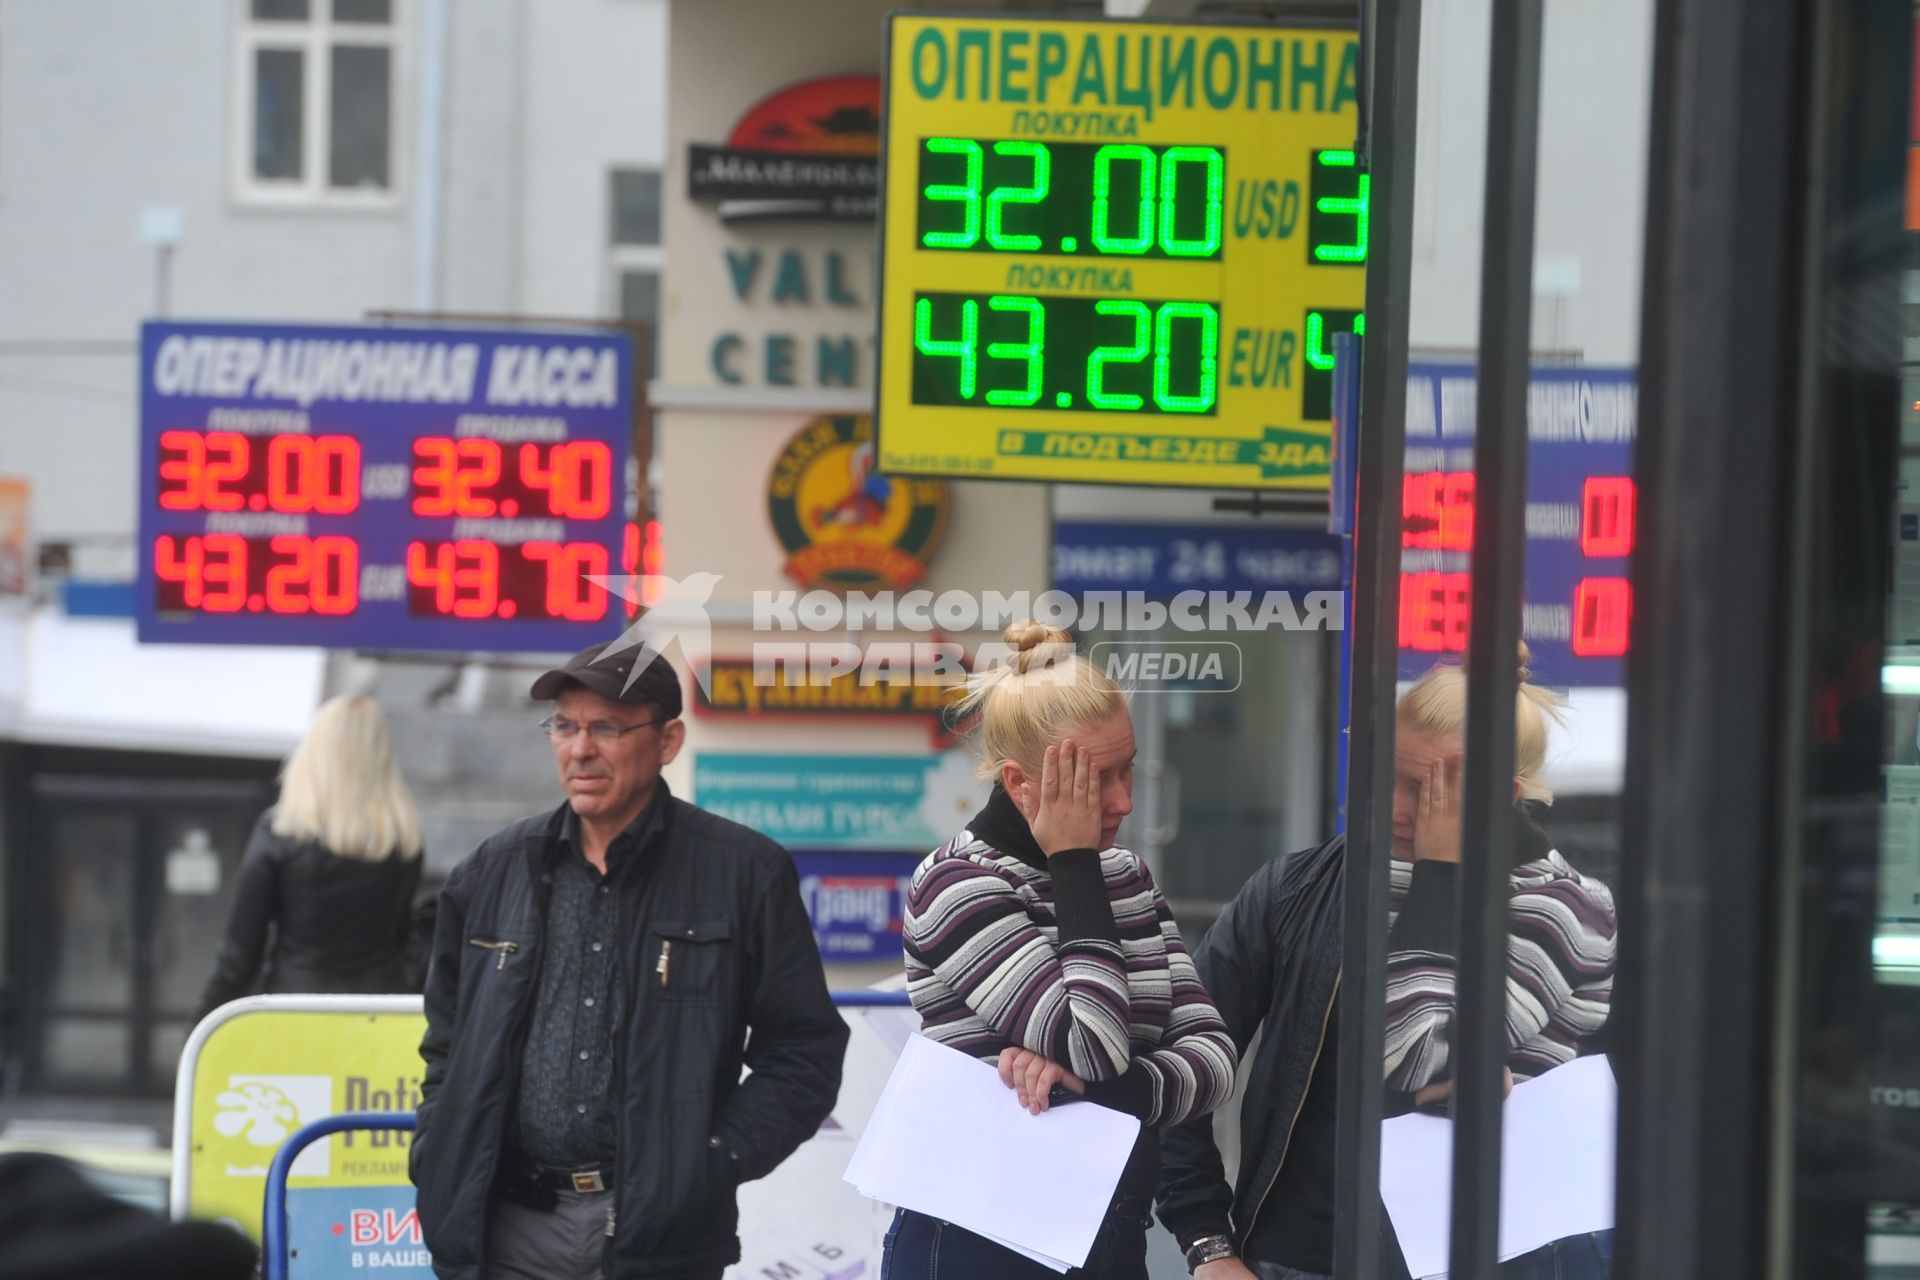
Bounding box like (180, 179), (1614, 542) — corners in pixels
(265, 535), (359, 614)
(154, 533), (247, 610)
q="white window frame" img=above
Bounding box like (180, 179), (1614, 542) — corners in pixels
(231, 0), (407, 208)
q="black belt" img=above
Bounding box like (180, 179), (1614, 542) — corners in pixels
(495, 1153), (612, 1211)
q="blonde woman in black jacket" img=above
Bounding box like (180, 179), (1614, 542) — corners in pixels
(195, 695), (423, 1022)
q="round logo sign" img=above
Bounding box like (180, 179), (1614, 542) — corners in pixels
(768, 415), (949, 591)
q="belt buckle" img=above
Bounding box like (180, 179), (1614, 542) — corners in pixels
(570, 1170), (605, 1193)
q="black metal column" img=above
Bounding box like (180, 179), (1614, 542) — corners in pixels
(1447, 3), (1545, 1278)
(1616, 0), (1809, 1273)
(1336, 0), (1420, 1275)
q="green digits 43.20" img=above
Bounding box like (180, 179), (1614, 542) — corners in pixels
(985, 296), (1045, 407)
(1087, 300), (1150, 411)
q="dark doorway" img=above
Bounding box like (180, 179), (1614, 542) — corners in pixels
(8, 751), (275, 1096)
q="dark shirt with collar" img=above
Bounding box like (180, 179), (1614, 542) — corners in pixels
(510, 795), (666, 1169)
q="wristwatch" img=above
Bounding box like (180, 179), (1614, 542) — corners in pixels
(1184, 1234), (1236, 1273)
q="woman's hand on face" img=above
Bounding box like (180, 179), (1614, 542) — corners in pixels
(1027, 740), (1104, 856)
(996, 1046), (1086, 1115)
(1413, 753), (1464, 863)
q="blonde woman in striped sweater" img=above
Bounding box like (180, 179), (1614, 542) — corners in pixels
(887, 621), (1239, 1280)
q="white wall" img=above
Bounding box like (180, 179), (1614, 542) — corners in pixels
(0, 0), (668, 543)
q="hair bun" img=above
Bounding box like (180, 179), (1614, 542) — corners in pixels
(1516, 640), (1534, 685)
(1003, 620), (1073, 675)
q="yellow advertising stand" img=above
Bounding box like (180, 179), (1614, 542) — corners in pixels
(171, 995), (427, 1268)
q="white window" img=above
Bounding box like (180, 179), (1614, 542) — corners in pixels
(234, 0), (403, 204)
(608, 169), (663, 376)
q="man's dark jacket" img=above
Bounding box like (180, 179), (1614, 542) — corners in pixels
(1156, 836), (1413, 1278)
(410, 788), (849, 1280)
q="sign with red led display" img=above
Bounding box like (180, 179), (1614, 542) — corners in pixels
(137, 321), (631, 652)
(1396, 363), (1636, 686)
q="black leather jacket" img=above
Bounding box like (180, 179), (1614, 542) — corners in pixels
(196, 810), (422, 1022)
(410, 788), (848, 1280)
(1158, 836), (1345, 1251)
(1155, 836), (1415, 1278)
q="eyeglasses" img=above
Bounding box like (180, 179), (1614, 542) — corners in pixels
(539, 716), (668, 744)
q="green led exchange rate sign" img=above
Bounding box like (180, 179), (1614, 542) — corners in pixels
(879, 15), (1366, 488)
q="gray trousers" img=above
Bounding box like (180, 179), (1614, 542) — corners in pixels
(484, 1189), (611, 1280)
(483, 1190), (727, 1280)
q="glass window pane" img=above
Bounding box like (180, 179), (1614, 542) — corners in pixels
(253, 49), (305, 182)
(619, 271), (659, 375)
(251, 0), (311, 20)
(328, 44), (391, 190)
(153, 812), (258, 1014)
(332, 0), (392, 23)
(619, 270), (659, 326)
(43, 1021), (129, 1087)
(611, 170), (662, 245)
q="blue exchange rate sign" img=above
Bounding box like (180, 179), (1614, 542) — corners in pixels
(136, 321), (631, 653)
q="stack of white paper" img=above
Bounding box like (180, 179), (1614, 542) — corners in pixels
(843, 1034), (1143, 1273)
(1380, 1055), (1618, 1279)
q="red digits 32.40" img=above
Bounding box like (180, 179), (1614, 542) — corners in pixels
(412, 438), (503, 517)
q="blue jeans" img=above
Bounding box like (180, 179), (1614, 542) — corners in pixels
(1500, 1230), (1614, 1279)
(1252, 1230), (1612, 1280)
(879, 1199), (1152, 1280)
(1254, 1263), (1330, 1280)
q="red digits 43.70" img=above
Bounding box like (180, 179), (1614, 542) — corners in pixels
(525, 542), (611, 621)
(407, 540), (501, 616)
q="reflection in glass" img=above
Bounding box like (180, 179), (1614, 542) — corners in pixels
(612, 170), (663, 246)
(43, 1021), (130, 1085)
(250, 0), (310, 21)
(329, 45), (391, 189)
(332, 0), (392, 24)
(253, 49), (305, 182)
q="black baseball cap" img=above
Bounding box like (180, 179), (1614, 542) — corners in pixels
(529, 641), (685, 719)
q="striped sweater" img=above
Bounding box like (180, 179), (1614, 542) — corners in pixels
(902, 790), (1238, 1128)
(1382, 817), (1617, 1091)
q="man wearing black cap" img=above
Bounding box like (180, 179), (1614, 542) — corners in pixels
(410, 642), (848, 1280)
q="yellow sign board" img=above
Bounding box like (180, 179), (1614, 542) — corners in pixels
(877, 14), (1364, 490)
(179, 1002), (425, 1244)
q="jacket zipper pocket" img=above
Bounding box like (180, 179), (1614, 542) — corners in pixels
(468, 938), (521, 971)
